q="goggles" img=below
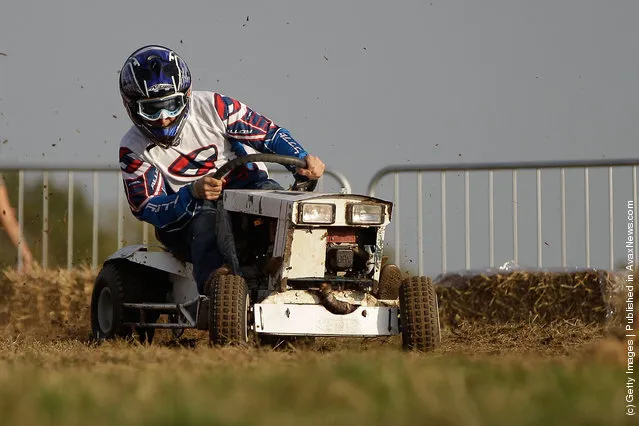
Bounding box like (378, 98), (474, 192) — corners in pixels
(137, 93), (186, 121)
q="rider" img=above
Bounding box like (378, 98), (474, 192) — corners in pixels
(118, 45), (325, 294)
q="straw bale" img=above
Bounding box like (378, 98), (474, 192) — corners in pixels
(0, 265), (96, 339)
(434, 269), (614, 326)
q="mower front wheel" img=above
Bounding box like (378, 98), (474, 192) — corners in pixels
(399, 276), (441, 352)
(208, 274), (252, 346)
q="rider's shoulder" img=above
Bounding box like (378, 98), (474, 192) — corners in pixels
(120, 126), (149, 153)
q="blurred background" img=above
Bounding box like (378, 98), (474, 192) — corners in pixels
(1, 0), (638, 274)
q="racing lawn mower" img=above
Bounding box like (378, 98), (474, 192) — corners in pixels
(90, 154), (441, 351)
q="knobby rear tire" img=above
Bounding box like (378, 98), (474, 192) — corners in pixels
(90, 261), (132, 341)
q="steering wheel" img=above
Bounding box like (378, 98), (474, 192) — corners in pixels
(212, 153), (317, 192)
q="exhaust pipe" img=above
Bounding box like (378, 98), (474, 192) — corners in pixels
(318, 283), (357, 315)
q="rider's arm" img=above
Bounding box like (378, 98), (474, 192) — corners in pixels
(0, 174), (34, 266)
(213, 93), (308, 172)
(119, 147), (200, 230)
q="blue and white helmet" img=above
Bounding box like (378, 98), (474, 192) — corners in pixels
(119, 45), (192, 148)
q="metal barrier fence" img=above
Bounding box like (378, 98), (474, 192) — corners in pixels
(367, 159), (639, 276)
(4, 159), (639, 276)
(1, 164), (351, 270)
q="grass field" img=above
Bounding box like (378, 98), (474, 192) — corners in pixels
(0, 267), (635, 426)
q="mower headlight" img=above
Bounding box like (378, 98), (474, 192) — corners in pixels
(348, 204), (384, 225)
(298, 203), (335, 224)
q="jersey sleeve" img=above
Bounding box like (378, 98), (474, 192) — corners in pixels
(212, 93), (308, 173)
(119, 146), (201, 230)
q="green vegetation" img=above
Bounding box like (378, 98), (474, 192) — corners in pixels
(0, 340), (629, 426)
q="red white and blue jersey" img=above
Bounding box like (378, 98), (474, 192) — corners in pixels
(119, 91), (308, 230)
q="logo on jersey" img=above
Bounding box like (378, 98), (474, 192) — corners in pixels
(168, 145), (219, 177)
(119, 147), (144, 174)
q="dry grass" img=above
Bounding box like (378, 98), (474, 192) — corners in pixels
(0, 265), (630, 361)
(0, 266), (634, 426)
(0, 336), (630, 426)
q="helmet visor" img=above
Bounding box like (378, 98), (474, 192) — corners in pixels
(137, 93), (186, 121)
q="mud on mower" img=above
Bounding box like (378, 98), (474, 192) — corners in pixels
(91, 154), (441, 351)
